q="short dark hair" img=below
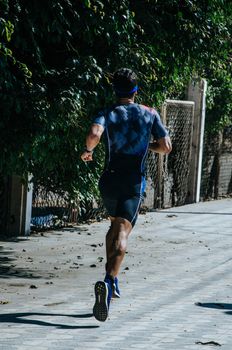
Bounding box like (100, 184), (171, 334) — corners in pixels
(113, 68), (138, 98)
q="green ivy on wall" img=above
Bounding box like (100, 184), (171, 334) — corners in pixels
(0, 0), (231, 201)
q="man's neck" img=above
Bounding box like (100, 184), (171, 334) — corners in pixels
(118, 97), (135, 104)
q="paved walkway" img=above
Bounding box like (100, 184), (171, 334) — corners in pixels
(0, 199), (232, 350)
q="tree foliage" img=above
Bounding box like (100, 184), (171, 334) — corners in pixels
(0, 0), (231, 200)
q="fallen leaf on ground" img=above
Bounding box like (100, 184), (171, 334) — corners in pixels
(29, 285), (38, 289)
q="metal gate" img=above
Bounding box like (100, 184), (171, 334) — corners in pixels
(144, 100), (195, 209)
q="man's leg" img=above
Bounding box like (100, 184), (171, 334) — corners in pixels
(93, 194), (138, 321)
(93, 218), (136, 321)
(105, 217), (132, 278)
(105, 216), (115, 271)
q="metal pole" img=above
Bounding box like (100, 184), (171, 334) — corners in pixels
(196, 79), (207, 202)
(157, 102), (167, 209)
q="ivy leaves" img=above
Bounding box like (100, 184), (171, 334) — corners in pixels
(0, 0), (231, 199)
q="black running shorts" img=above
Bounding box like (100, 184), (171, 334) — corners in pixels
(99, 170), (145, 227)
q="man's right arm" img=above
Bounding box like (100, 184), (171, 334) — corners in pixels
(81, 123), (104, 162)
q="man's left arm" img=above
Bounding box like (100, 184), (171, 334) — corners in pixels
(149, 136), (172, 154)
(81, 124), (104, 162)
(149, 110), (172, 154)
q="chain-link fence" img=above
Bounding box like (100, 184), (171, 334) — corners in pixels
(142, 150), (159, 209)
(31, 187), (77, 230)
(31, 186), (107, 230)
(144, 100), (195, 209)
(201, 126), (232, 199)
(31, 99), (195, 230)
(77, 198), (108, 223)
(162, 100), (194, 207)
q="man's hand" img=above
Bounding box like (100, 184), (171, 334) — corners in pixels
(149, 136), (172, 154)
(81, 151), (93, 162)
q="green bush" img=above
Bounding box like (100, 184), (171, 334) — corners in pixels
(0, 0), (231, 201)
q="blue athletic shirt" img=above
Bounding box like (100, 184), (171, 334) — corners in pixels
(93, 103), (168, 175)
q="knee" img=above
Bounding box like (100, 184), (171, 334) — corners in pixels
(112, 217), (132, 233)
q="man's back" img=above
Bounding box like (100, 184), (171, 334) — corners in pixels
(106, 104), (154, 155)
(94, 103), (167, 173)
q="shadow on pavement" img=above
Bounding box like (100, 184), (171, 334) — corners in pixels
(0, 312), (99, 329)
(159, 210), (232, 215)
(0, 246), (42, 279)
(0, 237), (29, 243)
(196, 302), (232, 315)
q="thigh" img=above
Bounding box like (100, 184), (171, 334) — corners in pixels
(99, 172), (119, 217)
(116, 193), (143, 227)
(102, 196), (119, 218)
(117, 175), (145, 226)
(99, 171), (144, 225)
(99, 171), (120, 199)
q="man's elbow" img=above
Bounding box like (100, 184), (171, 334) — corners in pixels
(89, 127), (103, 142)
(89, 132), (101, 142)
(90, 124), (104, 140)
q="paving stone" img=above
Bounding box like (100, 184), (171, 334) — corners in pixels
(0, 199), (231, 349)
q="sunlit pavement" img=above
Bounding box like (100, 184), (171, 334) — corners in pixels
(0, 198), (232, 350)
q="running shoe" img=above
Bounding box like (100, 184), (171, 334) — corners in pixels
(112, 276), (121, 298)
(93, 281), (112, 322)
(104, 273), (121, 299)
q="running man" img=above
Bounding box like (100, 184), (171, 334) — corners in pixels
(81, 68), (172, 321)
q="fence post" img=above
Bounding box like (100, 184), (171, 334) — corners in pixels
(157, 102), (168, 209)
(187, 79), (207, 203)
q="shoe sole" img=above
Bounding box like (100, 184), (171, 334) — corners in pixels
(93, 281), (109, 322)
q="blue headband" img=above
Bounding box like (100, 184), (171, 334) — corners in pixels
(114, 85), (138, 95)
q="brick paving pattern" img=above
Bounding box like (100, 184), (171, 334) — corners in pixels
(0, 199), (231, 349)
